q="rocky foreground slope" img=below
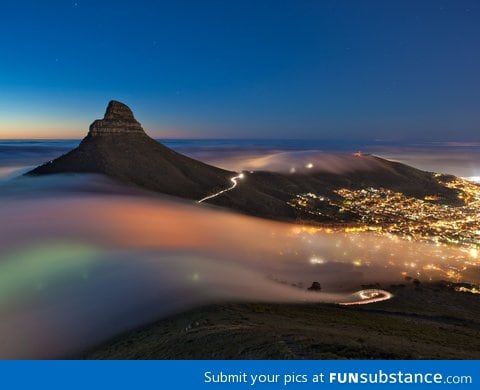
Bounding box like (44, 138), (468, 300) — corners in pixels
(81, 282), (480, 360)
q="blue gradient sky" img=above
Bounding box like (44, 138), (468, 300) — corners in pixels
(0, 0), (479, 139)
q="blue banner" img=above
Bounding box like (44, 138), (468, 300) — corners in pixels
(1, 360), (476, 389)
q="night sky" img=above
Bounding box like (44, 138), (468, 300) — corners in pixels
(0, 0), (478, 139)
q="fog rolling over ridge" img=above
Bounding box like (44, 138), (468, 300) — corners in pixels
(162, 140), (480, 180)
(0, 174), (476, 358)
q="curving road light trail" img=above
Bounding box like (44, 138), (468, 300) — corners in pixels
(338, 289), (393, 306)
(197, 173), (245, 204)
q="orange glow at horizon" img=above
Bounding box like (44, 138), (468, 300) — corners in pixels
(0, 122), (200, 140)
(0, 118), (84, 139)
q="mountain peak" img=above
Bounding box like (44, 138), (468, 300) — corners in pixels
(89, 100), (145, 136)
(104, 100), (135, 120)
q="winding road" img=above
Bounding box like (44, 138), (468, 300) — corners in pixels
(338, 289), (393, 306)
(197, 173), (244, 204)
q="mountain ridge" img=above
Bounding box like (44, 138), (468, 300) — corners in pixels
(27, 101), (462, 223)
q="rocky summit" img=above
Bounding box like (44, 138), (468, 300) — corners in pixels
(27, 101), (232, 199)
(89, 101), (145, 136)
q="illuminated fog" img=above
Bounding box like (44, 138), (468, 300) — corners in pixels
(0, 173), (478, 358)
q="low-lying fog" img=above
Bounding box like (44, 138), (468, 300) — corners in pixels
(0, 173), (478, 358)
